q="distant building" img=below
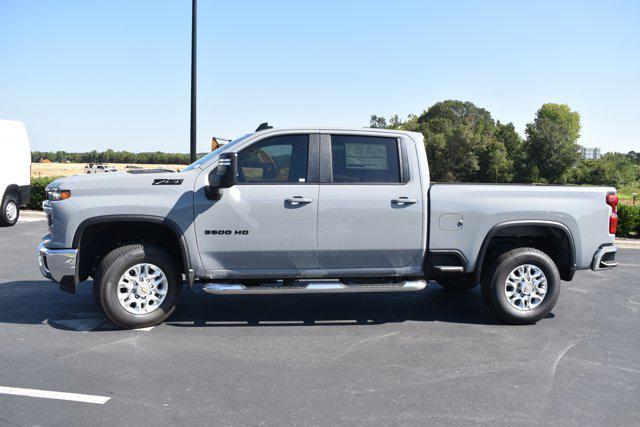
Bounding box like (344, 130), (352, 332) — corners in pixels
(581, 147), (601, 160)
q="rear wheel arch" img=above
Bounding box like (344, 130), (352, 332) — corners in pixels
(3, 184), (22, 207)
(3, 184), (20, 200)
(73, 215), (191, 284)
(473, 220), (576, 282)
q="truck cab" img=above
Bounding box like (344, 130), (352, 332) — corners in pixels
(191, 128), (426, 277)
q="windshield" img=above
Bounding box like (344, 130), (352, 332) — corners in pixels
(182, 133), (253, 171)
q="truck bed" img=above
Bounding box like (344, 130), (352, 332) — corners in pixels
(428, 183), (616, 272)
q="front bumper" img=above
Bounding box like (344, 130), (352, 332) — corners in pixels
(591, 244), (618, 271)
(37, 242), (78, 290)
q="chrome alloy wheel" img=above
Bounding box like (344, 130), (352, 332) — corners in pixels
(117, 263), (168, 314)
(504, 264), (548, 311)
(5, 201), (18, 222)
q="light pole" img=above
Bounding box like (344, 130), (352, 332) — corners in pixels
(189, 0), (197, 163)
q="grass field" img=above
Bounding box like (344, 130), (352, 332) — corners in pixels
(619, 185), (640, 204)
(31, 162), (184, 178)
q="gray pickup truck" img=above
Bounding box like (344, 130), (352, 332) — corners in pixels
(38, 125), (619, 329)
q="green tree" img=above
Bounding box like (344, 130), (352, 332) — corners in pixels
(524, 104), (581, 183)
(369, 101), (513, 182)
(495, 121), (526, 182)
(369, 115), (388, 128)
(418, 100), (511, 182)
(567, 153), (640, 188)
(31, 150), (193, 165)
(370, 114), (418, 131)
(478, 139), (514, 183)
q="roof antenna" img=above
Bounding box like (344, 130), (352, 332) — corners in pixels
(255, 122), (273, 132)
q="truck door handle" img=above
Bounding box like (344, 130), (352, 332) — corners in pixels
(285, 196), (313, 205)
(391, 197), (418, 205)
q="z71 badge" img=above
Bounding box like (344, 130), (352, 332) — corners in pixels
(152, 179), (184, 185)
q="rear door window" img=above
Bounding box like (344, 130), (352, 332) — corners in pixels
(330, 135), (401, 183)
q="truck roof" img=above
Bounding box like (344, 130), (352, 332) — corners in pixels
(253, 126), (423, 139)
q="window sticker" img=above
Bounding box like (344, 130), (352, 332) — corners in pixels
(345, 143), (387, 170)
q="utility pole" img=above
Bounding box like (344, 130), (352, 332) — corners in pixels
(189, 0), (197, 163)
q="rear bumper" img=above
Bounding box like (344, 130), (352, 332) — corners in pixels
(591, 244), (618, 271)
(37, 242), (77, 291)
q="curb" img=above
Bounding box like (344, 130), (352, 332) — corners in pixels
(615, 238), (640, 249)
(20, 210), (46, 218)
(18, 210), (46, 222)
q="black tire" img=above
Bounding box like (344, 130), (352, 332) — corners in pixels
(437, 278), (478, 292)
(94, 244), (182, 329)
(0, 193), (20, 227)
(481, 247), (560, 325)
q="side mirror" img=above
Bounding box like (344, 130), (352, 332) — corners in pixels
(206, 152), (238, 200)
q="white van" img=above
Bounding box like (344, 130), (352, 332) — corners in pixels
(0, 120), (31, 226)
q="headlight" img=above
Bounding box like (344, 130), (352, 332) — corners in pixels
(47, 189), (71, 201)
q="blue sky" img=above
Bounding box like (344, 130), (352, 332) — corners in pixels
(1, 0), (639, 154)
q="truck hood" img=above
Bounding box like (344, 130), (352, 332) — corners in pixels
(43, 168), (200, 250)
(46, 170), (195, 196)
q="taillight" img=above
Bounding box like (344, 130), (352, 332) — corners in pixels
(606, 193), (618, 234)
(609, 212), (618, 234)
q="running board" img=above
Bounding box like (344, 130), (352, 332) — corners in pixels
(202, 280), (428, 295)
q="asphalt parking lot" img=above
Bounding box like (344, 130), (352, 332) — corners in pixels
(0, 220), (639, 426)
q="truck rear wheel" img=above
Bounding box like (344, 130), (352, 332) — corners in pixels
(0, 193), (20, 227)
(481, 247), (560, 325)
(94, 244), (182, 329)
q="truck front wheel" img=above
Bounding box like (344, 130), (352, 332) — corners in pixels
(94, 244), (182, 329)
(481, 248), (560, 325)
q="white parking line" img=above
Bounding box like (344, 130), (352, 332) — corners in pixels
(0, 386), (111, 404)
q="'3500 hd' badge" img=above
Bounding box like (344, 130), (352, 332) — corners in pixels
(205, 229), (250, 235)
